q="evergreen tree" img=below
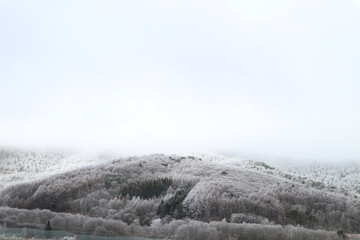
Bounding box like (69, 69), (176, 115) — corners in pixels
(45, 220), (52, 231)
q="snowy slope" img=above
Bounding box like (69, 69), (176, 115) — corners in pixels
(2, 149), (359, 196)
(1, 152), (360, 235)
(270, 161), (360, 195)
(0, 149), (115, 190)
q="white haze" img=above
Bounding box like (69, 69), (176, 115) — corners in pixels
(0, 0), (360, 161)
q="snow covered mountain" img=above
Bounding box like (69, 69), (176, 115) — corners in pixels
(1, 150), (359, 239)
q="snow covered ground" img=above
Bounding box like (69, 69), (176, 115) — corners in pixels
(271, 161), (360, 195)
(0, 149), (115, 191)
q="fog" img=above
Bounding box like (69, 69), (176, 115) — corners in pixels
(1, 0), (360, 161)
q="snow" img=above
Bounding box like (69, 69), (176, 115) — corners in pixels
(0, 149), (115, 191)
(1, 148), (359, 198)
(271, 161), (360, 195)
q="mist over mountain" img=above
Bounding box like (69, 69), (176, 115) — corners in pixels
(1, 0), (360, 239)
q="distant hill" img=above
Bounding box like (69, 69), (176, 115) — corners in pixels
(273, 161), (360, 195)
(0, 151), (359, 239)
(0, 149), (114, 190)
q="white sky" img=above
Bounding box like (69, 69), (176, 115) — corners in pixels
(0, 0), (360, 161)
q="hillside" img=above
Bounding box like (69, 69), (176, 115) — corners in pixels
(273, 162), (360, 195)
(0, 149), (115, 191)
(0, 151), (359, 239)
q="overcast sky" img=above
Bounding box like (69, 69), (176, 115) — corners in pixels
(0, 0), (360, 161)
